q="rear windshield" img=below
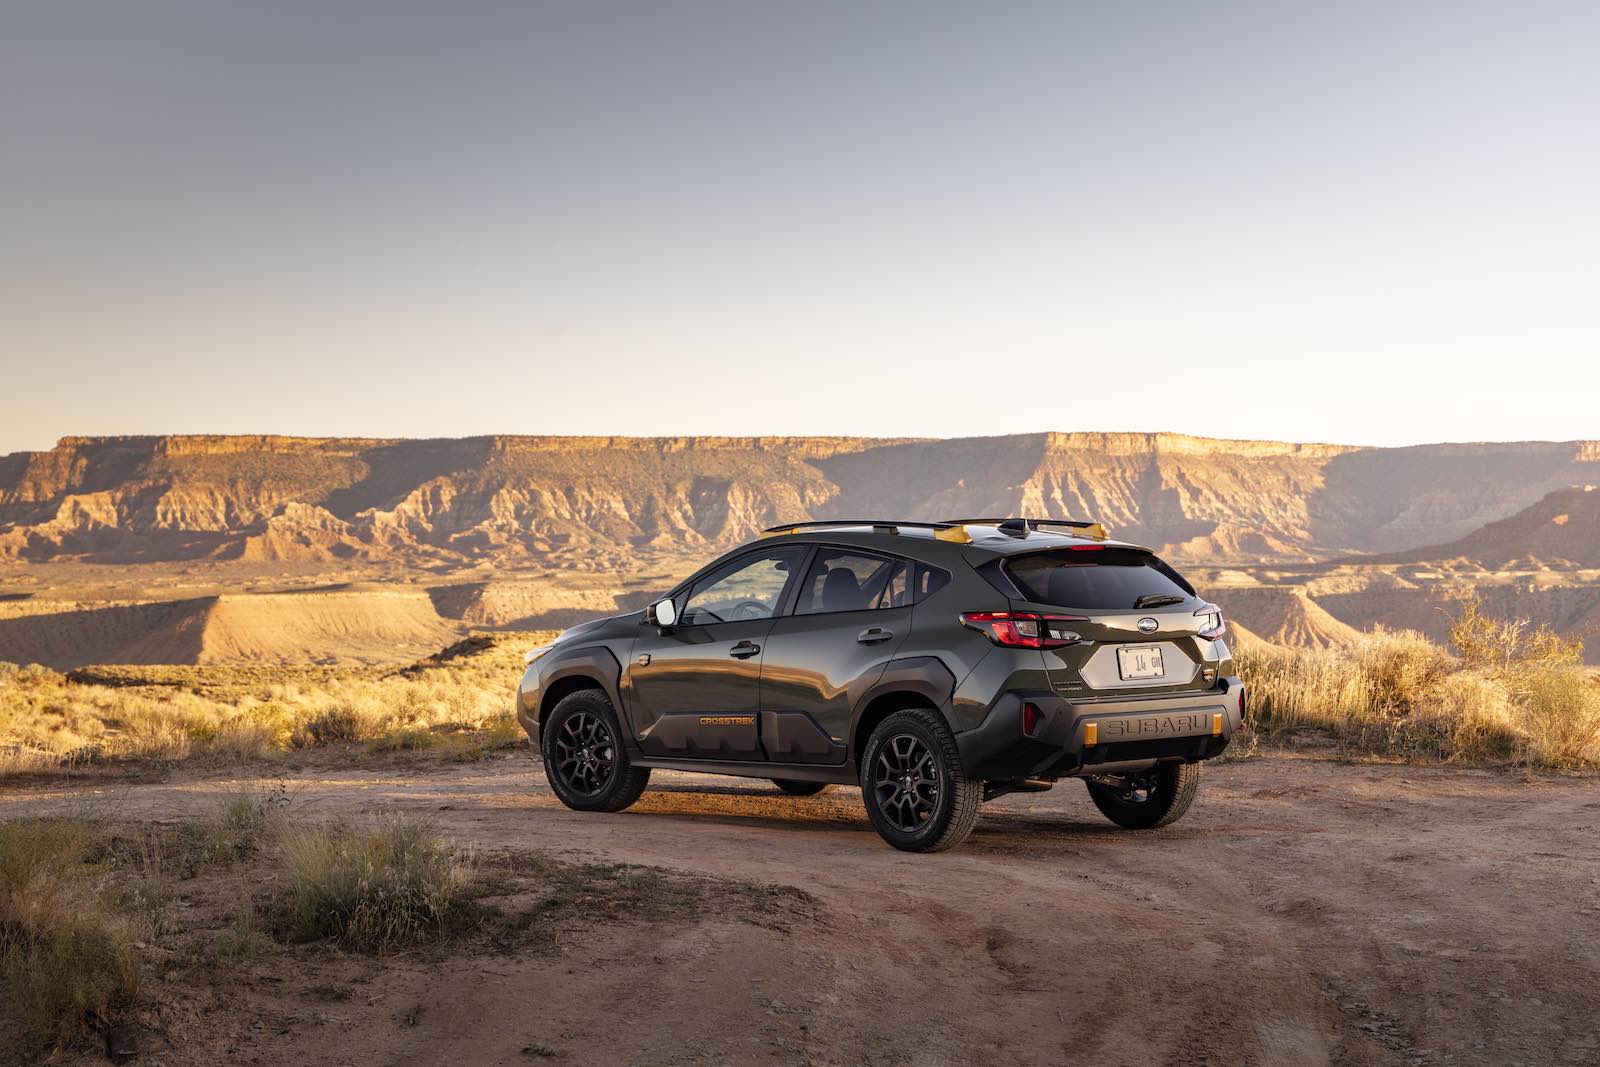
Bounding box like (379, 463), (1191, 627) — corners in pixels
(1003, 548), (1195, 611)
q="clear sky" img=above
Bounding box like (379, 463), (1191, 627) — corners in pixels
(2, 1), (1597, 454)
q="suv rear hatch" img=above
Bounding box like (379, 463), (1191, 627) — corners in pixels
(987, 546), (1224, 697)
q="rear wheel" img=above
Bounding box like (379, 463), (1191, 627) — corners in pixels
(771, 779), (829, 797)
(859, 708), (981, 852)
(1085, 762), (1200, 829)
(542, 688), (650, 813)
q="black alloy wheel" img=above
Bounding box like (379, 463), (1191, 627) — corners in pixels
(873, 733), (939, 833)
(859, 708), (981, 852)
(541, 688), (651, 813)
(552, 710), (616, 797)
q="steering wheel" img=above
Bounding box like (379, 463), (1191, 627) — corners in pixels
(726, 600), (770, 621)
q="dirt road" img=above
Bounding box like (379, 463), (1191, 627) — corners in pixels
(5, 755), (1599, 1066)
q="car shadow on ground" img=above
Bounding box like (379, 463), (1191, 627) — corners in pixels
(610, 782), (1139, 849)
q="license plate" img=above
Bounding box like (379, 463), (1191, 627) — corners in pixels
(1117, 645), (1166, 680)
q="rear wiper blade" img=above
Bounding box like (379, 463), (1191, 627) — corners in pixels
(1133, 594), (1185, 609)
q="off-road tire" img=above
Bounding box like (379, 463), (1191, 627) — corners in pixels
(542, 688), (650, 813)
(772, 779), (830, 797)
(1086, 761), (1200, 830)
(860, 708), (981, 852)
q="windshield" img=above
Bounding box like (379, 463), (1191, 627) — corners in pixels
(1004, 548), (1195, 611)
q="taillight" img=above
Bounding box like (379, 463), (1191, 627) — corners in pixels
(959, 611), (1087, 649)
(1195, 604), (1226, 639)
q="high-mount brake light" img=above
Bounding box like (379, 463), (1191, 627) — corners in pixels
(1070, 545), (1104, 551)
(1194, 604), (1227, 640)
(959, 611), (1087, 649)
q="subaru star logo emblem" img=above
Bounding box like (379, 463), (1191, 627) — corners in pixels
(1137, 617), (1159, 634)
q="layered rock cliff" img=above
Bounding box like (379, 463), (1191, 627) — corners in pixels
(3, 433), (1598, 566)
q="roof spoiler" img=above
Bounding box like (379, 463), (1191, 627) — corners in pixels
(761, 517), (1110, 544)
(940, 517), (1110, 541)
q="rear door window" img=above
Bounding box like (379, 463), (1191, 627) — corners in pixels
(1004, 548), (1195, 611)
(795, 550), (907, 615)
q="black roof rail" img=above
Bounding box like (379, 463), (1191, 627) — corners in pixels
(940, 517), (1110, 540)
(762, 519), (956, 533)
(761, 519), (974, 543)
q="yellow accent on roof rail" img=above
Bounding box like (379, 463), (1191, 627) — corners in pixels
(933, 525), (973, 544)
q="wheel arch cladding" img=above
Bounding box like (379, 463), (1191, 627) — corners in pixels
(537, 646), (625, 739)
(850, 657), (958, 763)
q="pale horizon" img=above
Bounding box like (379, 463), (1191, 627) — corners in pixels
(4, 2), (1598, 454)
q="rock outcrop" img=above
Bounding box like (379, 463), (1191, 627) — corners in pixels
(3, 433), (1599, 566)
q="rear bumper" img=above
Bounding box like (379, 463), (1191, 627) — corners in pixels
(954, 678), (1246, 781)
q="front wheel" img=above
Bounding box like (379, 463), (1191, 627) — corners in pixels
(771, 779), (830, 797)
(860, 709), (981, 852)
(542, 688), (650, 813)
(1085, 762), (1200, 829)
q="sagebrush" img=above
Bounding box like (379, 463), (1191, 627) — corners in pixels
(282, 815), (475, 952)
(1239, 602), (1600, 768)
(0, 818), (153, 1050)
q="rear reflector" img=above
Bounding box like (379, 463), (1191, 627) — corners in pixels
(1023, 703), (1042, 736)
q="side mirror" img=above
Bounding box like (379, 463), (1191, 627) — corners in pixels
(649, 597), (677, 630)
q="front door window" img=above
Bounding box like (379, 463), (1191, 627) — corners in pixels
(680, 548), (804, 624)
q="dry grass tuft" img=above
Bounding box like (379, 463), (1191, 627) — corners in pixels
(1240, 602), (1600, 768)
(212, 901), (272, 967)
(282, 815), (475, 952)
(176, 786), (287, 870)
(0, 818), (152, 1050)
(293, 707), (369, 748)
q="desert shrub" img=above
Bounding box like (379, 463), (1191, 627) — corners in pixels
(1241, 604), (1600, 768)
(1509, 664), (1600, 767)
(1450, 595), (1584, 675)
(282, 815), (474, 952)
(478, 710), (525, 750)
(242, 701), (297, 748)
(293, 706), (367, 748)
(212, 901), (272, 967)
(368, 725), (442, 752)
(0, 818), (148, 1050)
(177, 787), (284, 868)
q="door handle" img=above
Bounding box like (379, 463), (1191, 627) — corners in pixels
(729, 640), (761, 659)
(857, 627), (894, 644)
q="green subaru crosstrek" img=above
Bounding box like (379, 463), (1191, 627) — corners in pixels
(517, 518), (1243, 852)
